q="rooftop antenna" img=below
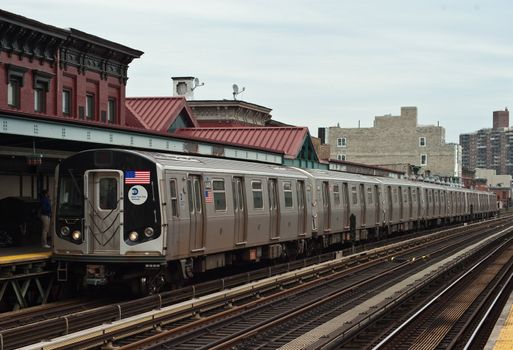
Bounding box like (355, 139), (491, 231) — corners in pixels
(191, 77), (204, 91)
(232, 84), (245, 100)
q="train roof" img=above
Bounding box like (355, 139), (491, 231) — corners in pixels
(138, 150), (310, 178)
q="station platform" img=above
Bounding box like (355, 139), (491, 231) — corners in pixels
(0, 245), (52, 265)
(0, 245), (54, 311)
(485, 290), (513, 349)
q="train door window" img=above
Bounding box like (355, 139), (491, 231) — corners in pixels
(367, 187), (373, 204)
(194, 178), (202, 214)
(213, 179), (226, 211)
(393, 188), (398, 203)
(251, 181), (263, 209)
(333, 184), (341, 207)
(343, 183), (350, 223)
(237, 179), (244, 211)
(417, 188), (421, 214)
(387, 186), (393, 219)
(169, 179), (179, 217)
(297, 180), (307, 234)
(187, 180), (194, 213)
(398, 187), (403, 218)
(351, 186), (358, 205)
(374, 185), (380, 222)
(322, 181), (331, 230)
(403, 188), (408, 204)
(99, 178), (117, 210)
(359, 184), (366, 224)
(284, 181), (293, 208)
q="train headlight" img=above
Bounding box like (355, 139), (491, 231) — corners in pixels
(72, 230), (82, 241)
(60, 226), (70, 236)
(129, 231), (139, 242)
(144, 227), (154, 238)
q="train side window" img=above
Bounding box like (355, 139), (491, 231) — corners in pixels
(284, 181), (293, 208)
(252, 181), (263, 209)
(367, 187), (373, 204)
(213, 179), (226, 211)
(99, 178), (117, 210)
(351, 186), (358, 205)
(169, 179), (179, 217)
(333, 185), (341, 206)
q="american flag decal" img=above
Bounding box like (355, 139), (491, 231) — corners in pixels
(205, 190), (213, 203)
(125, 171), (151, 184)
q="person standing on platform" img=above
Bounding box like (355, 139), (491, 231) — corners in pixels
(40, 189), (51, 248)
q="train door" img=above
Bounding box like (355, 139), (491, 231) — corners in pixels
(84, 170), (122, 254)
(268, 179), (280, 239)
(374, 185), (380, 225)
(322, 181), (331, 231)
(187, 175), (205, 251)
(359, 184), (366, 226)
(233, 177), (247, 244)
(297, 180), (307, 235)
(387, 186), (393, 223)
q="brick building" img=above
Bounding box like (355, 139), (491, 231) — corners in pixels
(319, 107), (462, 179)
(460, 108), (513, 176)
(0, 10), (142, 126)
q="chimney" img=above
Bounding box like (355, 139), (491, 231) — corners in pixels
(493, 108), (509, 129)
(172, 76), (196, 100)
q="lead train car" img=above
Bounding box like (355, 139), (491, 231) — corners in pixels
(52, 149), (497, 292)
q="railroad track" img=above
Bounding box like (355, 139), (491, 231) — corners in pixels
(109, 221), (512, 350)
(333, 230), (513, 350)
(0, 298), (112, 331)
(14, 216), (511, 350)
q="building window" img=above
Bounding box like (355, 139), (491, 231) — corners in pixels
(7, 78), (21, 108)
(34, 82), (46, 112)
(86, 94), (95, 119)
(419, 137), (426, 147)
(62, 89), (71, 116)
(107, 98), (116, 123)
(32, 70), (53, 113)
(6, 64), (28, 109)
(337, 137), (347, 147)
(420, 154), (427, 166)
(336, 154), (346, 161)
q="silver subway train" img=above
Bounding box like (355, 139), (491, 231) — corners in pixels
(52, 149), (497, 292)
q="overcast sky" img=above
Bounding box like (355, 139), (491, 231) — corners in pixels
(4, 0), (513, 143)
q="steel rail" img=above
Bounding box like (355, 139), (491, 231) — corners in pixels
(370, 232), (513, 350)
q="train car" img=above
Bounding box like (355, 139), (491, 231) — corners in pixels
(52, 149), (498, 293)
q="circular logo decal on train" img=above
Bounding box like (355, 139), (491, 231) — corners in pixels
(128, 185), (148, 205)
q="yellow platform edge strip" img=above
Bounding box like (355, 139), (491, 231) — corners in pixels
(0, 252), (52, 265)
(493, 304), (513, 350)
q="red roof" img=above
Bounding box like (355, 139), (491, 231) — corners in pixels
(125, 97), (198, 132)
(174, 127), (309, 159)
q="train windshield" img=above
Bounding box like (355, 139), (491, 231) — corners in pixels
(58, 174), (84, 217)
